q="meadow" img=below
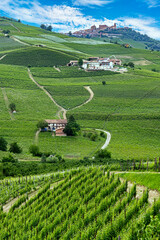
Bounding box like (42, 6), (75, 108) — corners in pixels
(119, 173), (160, 191)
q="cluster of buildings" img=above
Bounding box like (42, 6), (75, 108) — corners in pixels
(72, 24), (130, 38)
(43, 119), (68, 136)
(67, 57), (122, 71)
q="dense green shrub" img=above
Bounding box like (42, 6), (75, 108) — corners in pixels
(90, 133), (98, 141)
(9, 103), (16, 112)
(95, 149), (111, 159)
(29, 145), (41, 157)
(64, 115), (80, 136)
(0, 137), (8, 151)
(9, 142), (22, 154)
(2, 154), (18, 163)
(37, 120), (48, 129)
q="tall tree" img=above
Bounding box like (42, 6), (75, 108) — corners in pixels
(63, 115), (80, 136)
(47, 25), (52, 32)
(78, 58), (83, 67)
(40, 24), (46, 30)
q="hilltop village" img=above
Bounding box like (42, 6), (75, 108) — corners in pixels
(72, 23), (131, 38)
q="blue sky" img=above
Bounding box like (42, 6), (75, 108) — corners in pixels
(0, 0), (160, 39)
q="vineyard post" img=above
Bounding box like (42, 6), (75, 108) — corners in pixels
(139, 160), (141, 170)
(133, 160), (135, 171)
(124, 207), (126, 219)
(141, 160), (143, 170)
(118, 236), (121, 240)
(154, 158), (157, 171)
(159, 157), (160, 172)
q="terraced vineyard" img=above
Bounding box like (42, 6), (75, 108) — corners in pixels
(0, 171), (65, 205)
(0, 36), (24, 51)
(0, 48), (78, 67)
(0, 168), (159, 239)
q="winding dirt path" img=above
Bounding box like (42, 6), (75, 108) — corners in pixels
(96, 129), (111, 149)
(71, 86), (94, 110)
(28, 70), (94, 121)
(11, 36), (30, 46)
(35, 129), (41, 144)
(28, 69), (112, 151)
(1, 88), (14, 120)
(28, 68), (66, 119)
(10, 23), (20, 32)
(54, 66), (61, 72)
(0, 55), (7, 61)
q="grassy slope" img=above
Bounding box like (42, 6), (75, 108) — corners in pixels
(119, 173), (160, 191)
(0, 36), (24, 51)
(0, 47), (78, 67)
(0, 64), (105, 159)
(0, 18), (160, 160)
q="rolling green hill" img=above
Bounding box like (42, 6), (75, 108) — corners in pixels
(0, 17), (160, 240)
(0, 17), (160, 161)
(94, 27), (160, 50)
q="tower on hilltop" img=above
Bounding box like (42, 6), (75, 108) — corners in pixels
(113, 23), (116, 29)
(91, 25), (96, 31)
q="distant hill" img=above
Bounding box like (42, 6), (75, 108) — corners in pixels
(71, 24), (160, 51)
(101, 28), (160, 51)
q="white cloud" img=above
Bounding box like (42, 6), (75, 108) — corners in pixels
(121, 17), (160, 39)
(143, 0), (160, 8)
(0, 0), (160, 39)
(73, 0), (113, 6)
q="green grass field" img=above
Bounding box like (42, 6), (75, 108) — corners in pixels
(119, 173), (160, 191)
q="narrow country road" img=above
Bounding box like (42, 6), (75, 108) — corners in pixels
(11, 36), (30, 46)
(9, 23), (21, 32)
(54, 66), (61, 72)
(35, 129), (41, 144)
(71, 86), (94, 110)
(28, 68), (66, 119)
(96, 129), (111, 149)
(28, 69), (112, 150)
(1, 88), (14, 120)
(0, 55), (6, 61)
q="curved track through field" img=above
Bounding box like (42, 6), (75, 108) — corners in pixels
(28, 68), (111, 148)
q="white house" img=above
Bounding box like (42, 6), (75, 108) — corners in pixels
(67, 57), (121, 71)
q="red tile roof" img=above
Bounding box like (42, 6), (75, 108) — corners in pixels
(45, 119), (67, 124)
